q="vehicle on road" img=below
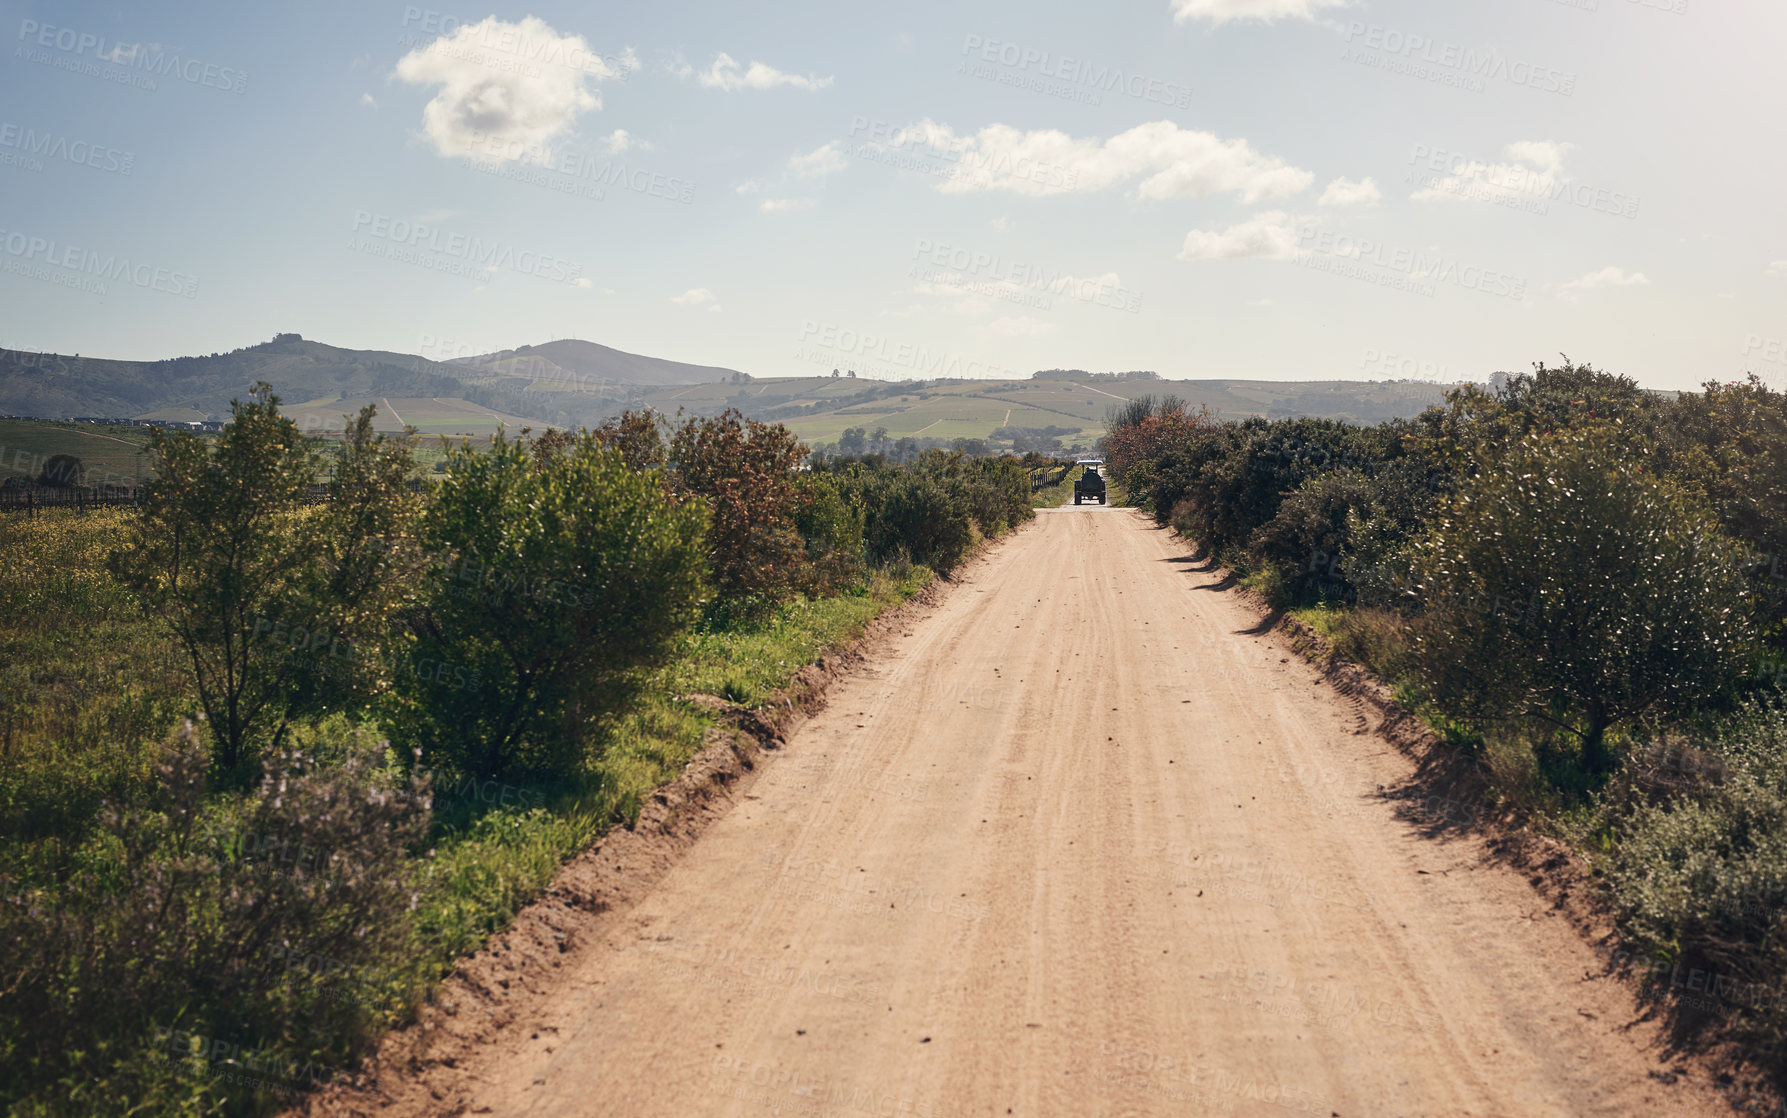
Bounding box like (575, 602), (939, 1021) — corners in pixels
(1073, 464), (1106, 505)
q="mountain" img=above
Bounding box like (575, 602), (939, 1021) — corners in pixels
(0, 335), (642, 431)
(450, 339), (745, 389)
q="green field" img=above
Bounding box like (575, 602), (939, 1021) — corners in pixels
(636, 375), (1460, 451)
(286, 395), (553, 436)
(0, 418), (499, 488)
(0, 420), (157, 486)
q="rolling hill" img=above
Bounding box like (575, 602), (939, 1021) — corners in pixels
(0, 335), (626, 434)
(636, 374), (1464, 451)
(0, 334), (1471, 448)
(450, 339), (745, 390)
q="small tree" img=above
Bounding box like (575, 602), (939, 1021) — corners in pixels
(289, 408), (427, 714)
(111, 386), (420, 769)
(395, 431), (707, 780)
(112, 387), (324, 770)
(1409, 426), (1757, 773)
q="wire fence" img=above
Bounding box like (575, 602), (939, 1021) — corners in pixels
(0, 482), (357, 516)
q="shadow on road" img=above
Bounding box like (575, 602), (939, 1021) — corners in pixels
(1237, 604), (1284, 635)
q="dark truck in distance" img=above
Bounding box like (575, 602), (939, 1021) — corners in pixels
(1073, 461), (1106, 505)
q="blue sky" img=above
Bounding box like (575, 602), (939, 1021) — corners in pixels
(1, 0), (1783, 390)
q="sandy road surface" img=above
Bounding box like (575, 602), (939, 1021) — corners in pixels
(418, 506), (1727, 1117)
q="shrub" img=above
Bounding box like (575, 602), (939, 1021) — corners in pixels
(1598, 702), (1787, 1050)
(1099, 400), (1213, 494)
(869, 473), (974, 575)
(0, 718), (430, 1114)
(285, 407), (426, 721)
(1104, 393), (1184, 433)
(1657, 376), (1787, 632)
(793, 472), (866, 594)
(670, 410), (811, 603)
(394, 430), (707, 781)
(956, 456), (1033, 536)
(1341, 451), (1454, 612)
(1248, 472), (1374, 603)
(35, 454), (83, 487)
(1408, 426), (1758, 773)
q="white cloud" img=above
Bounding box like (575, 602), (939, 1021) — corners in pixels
(912, 270), (1130, 318)
(360, 92), (377, 108)
(986, 316), (1057, 338)
(790, 141), (847, 178)
(573, 277), (594, 288)
(1411, 141), (1572, 207)
(602, 129), (643, 153)
(893, 119), (1312, 201)
(671, 287), (719, 309)
(910, 277), (1014, 316)
(760, 197), (816, 213)
(1171, 0), (1351, 25)
(698, 52), (833, 92)
(991, 217), (1013, 233)
(734, 179), (763, 195)
(1318, 176), (1380, 207)
(1768, 260), (1787, 277)
(393, 17), (630, 161)
(1560, 265), (1649, 300)
(1177, 211), (1303, 260)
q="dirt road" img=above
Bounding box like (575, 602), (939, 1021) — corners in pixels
(393, 506), (1729, 1117)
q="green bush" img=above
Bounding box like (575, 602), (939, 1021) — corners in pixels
(0, 718), (430, 1115)
(1597, 702), (1787, 1050)
(953, 456), (1033, 536)
(794, 472), (866, 593)
(394, 431), (708, 781)
(825, 454), (1022, 576)
(1409, 426), (1757, 773)
(1249, 472), (1373, 602)
(110, 388), (420, 771)
(868, 473), (974, 575)
(670, 410), (811, 604)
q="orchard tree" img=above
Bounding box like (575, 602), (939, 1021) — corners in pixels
(1409, 426), (1757, 773)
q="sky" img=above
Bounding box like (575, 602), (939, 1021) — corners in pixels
(1, 0), (1783, 391)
